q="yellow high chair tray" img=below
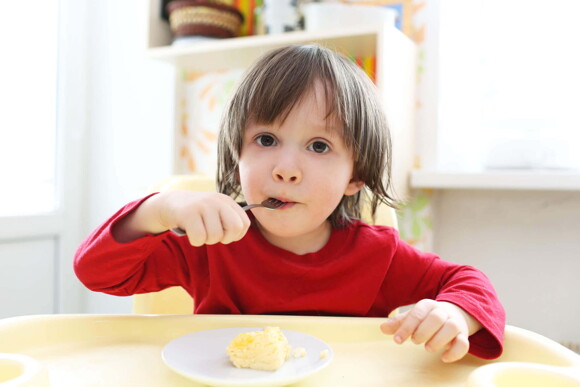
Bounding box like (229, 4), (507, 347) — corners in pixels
(0, 314), (579, 386)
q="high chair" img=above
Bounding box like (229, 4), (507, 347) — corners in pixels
(132, 174), (399, 314)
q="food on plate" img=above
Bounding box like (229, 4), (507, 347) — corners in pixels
(226, 326), (291, 371)
(293, 346), (307, 358)
(319, 349), (329, 359)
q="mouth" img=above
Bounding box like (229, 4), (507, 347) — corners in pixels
(270, 197), (297, 209)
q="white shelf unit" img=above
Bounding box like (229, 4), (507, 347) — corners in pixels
(146, 1), (417, 196)
(411, 170), (580, 191)
(147, 26), (379, 69)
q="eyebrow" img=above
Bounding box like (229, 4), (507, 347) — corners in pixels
(246, 121), (343, 137)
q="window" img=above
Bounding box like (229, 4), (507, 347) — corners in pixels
(437, 0), (580, 171)
(0, 0), (59, 215)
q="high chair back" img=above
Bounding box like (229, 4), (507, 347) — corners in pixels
(132, 174), (399, 314)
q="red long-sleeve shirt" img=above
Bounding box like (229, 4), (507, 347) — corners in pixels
(74, 195), (505, 359)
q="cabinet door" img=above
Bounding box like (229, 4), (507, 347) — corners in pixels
(0, 238), (56, 318)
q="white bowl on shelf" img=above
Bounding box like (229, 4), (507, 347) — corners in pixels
(171, 36), (220, 47)
(302, 3), (398, 31)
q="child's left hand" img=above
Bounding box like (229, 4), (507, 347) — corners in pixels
(380, 299), (482, 363)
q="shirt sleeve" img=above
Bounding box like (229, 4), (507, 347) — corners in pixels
(382, 235), (506, 359)
(73, 194), (196, 296)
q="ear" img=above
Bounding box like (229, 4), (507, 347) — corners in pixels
(344, 179), (365, 196)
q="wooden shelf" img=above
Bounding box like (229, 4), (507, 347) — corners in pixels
(410, 170), (580, 191)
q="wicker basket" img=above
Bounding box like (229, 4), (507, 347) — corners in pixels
(167, 0), (244, 39)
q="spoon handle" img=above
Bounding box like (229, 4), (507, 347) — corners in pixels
(241, 203), (263, 210)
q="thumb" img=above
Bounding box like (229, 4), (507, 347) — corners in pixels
(380, 311), (407, 334)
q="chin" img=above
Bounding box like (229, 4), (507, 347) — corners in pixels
(255, 215), (330, 239)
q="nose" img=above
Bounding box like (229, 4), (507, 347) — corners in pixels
(272, 150), (302, 184)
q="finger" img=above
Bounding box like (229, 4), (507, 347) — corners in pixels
(220, 196), (252, 242)
(424, 318), (462, 353)
(185, 215), (207, 247)
(441, 333), (469, 363)
(219, 207), (246, 244)
(200, 209), (224, 245)
(233, 207), (251, 241)
(411, 307), (449, 345)
(394, 300), (437, 344)
(380, 311), (407, 335)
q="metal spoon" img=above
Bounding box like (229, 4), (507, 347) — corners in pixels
(171, 198), (284, 236)
(241, 197), (285, 211)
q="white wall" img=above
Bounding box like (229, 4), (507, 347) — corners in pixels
(432, 189), (580, 345)
(82, 0), (175, 313)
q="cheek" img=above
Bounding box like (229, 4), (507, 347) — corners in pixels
(311, 169), (352, 204)
(317, 161), (354, 189)
(238, 157), (263, 201)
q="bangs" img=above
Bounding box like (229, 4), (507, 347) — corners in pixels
(245, 45), (354, 149)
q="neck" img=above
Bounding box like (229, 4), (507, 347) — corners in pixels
(256, 220), (332, 255)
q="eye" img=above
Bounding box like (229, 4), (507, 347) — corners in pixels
(308, 141), (330, 154)
(256, 134), (277, 147)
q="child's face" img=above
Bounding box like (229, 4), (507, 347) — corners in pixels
(238, 82), (363, 251)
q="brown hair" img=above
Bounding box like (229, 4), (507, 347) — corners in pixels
(217, 44), (396, 227)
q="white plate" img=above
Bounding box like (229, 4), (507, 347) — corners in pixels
(162, 327), (333, 387)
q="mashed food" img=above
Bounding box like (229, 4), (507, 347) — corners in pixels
(226, 327), (291, 371)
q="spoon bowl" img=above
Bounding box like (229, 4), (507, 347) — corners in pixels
(242, 198), (285, 210)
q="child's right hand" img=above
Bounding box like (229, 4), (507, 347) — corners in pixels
(114, 191), (251, 246)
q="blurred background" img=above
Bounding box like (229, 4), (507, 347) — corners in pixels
(0, 0), (578, 352)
